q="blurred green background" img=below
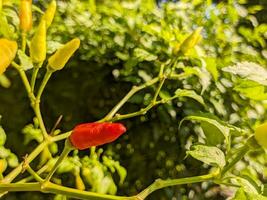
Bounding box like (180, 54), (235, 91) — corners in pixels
(0, 0), (267, 199)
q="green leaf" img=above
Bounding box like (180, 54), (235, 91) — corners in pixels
(233, 188), (247, 200)
(47, 41), (63, 54)
(175, 89), (205, 106)
(205, 57), (218, 81)
(187, 145), (226, 168)
(222, 62), (267, 86)
(234, 80), (267, 100)
(133, 48), (157, 61)
(183, 67), (211, 93)
(232, 188), (267, 200)
(18, 50), (34, 71)
(201, 121), (225, 145)
(180, 115), (229, 143)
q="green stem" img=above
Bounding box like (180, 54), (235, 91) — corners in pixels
(25, 165), (44, 182)
(21, 32), (27, 53)
(32, 69), (53, 139)
(17, 164), (49, 183)
(1, 141), (48, 184)
(31, 63), (42, 92)
(136, 173), (216, 200)
(111, 103), (156, 122)
(43, 182), (134, 200)
(110, 94), (179, 122)
(0, 183), (40, 192)
(33, 101), (49, 139)
(51, 131), (72, 142)
(101, 77), (159, 122)
(36, 69), (52, 100)
(152, 76), (166, 103)
(220, 144), (250, 177)
(0, 182), (135, 200)
(44, 139), (73, 182)
(11, 62), (35, 101)
(2, 131), (71, 186)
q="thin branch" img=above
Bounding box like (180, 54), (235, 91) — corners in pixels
(136, 173), (217, 200)
(101, 77), (160, 122)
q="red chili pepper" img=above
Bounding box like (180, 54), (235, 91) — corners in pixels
(70, 122), (126, 150)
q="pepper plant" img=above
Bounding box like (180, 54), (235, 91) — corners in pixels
(0, 0), (267, 199)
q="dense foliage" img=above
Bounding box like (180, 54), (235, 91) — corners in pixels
(0, 0), (267, 199)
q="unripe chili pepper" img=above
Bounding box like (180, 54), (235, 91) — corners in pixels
(19, 0), (32, 32)
(48, 38), (80, 71)
(70, 122), (127, 150)
(75, 173), (85, 190)
(42, 0), (56, 28)
(180, 27), (202, 54)
(30, 20), (46, 63)
(0, 38), (18, 75)
(0, 159), (7, 173)
(254, 122), (267, 149)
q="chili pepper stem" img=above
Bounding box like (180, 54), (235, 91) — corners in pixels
(21, 32), (27, 52)
(44, 139), (73, 182)
(11, 62), (35, 101)
(31, 63), (42, 92)
(37, 68), (52, 100)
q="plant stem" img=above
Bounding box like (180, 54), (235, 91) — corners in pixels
(31, 63), (42, 92)
(152, 76), (166, 104)
(17, 164), (49, 183)
(12, 62), (49, 138)
(0, 182), (135, 200)
(36, 69), (52, 100)
(25, 165), (44, 182)
(1, 141), (48, 184)
(32, 69), (53, 139)
(44, 139), (73, 182)
(110, 95), (178, 122)
(136, 173), (216, 200)
(21, 32), (27, 52)
(11, 62), (35, 102)
(1, 131), (71, 186)
(51, 131), (72, 142)
(220, 144), (250, 177)
(33, 101), (49, 139)
(101, 77), (159, 121)
(42, 182), (134, 200)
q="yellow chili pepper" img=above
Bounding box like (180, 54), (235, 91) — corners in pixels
(0, 38), (18, 75)
(42, 0), (56, 28)
(75, 173), (85, 191)
(0, 159), (7, 173)
(255, 122), (267, 149)
(180, 27), (202, 54)
(48, 38), (80, 71)
(30, 20), (46, 63)
(19, 0), (32, 32)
